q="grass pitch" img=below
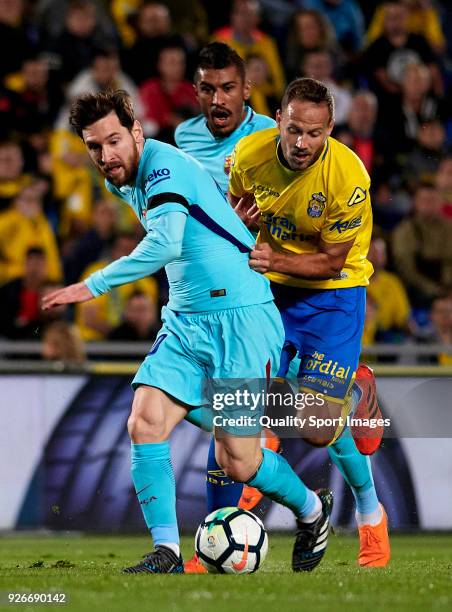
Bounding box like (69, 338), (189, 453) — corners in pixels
(0, 533), (451, 612)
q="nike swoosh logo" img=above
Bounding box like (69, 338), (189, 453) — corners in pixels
(232, 533), (249, 571)
(136, 483), (152, 495)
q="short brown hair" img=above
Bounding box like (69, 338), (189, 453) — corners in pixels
(281, 77), (334, 122)
(69, 90), (135, 138)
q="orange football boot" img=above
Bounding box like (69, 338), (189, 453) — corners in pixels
(184, 553), (207, 574)
(351, 364), (384, 455)
(238, 428), (281, 511)
(358, 504), (391, 567)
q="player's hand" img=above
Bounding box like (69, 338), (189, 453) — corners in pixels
(234, 193), (261, 230)
(249, 242), (274, 273)
(42, 282), (94, 310)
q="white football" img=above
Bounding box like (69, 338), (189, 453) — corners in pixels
(195, 507), (268, 574)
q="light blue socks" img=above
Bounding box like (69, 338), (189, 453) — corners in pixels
(131, 441), (179, 548)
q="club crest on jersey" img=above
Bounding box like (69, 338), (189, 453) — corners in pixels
(307, 192), (326, 217)
(224, 154), (232, 175)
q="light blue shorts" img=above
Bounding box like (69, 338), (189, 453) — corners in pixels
(132, 302), (285, 409)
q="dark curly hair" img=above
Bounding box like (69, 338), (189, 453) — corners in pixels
(69, 90), (135, 138)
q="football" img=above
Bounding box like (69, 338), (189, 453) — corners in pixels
(195, 507), (268, 574)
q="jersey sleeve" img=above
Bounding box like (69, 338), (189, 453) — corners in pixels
(142, 154), (194, 225)
(321, 179), (371, 244)
(85, 211), (187, 296)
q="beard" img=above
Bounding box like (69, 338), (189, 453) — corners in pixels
(102, 141), (140, 187)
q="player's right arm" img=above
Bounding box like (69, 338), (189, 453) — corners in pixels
(42, 209), (188, 310)
(43, 153), (194, 310)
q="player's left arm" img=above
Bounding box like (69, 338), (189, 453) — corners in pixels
(249, 237), (354, 279)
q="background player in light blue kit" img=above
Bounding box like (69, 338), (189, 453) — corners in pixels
(176, 43), (278, 572)
(175, 42), (275, 195)
(43, 90), (333, 574)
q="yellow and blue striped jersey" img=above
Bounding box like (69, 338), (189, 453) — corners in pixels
(229, 127), (374, 290)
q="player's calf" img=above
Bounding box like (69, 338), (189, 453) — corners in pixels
(297, 398), (346, 447)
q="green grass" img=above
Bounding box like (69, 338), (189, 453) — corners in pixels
(0, 533), (451, 612)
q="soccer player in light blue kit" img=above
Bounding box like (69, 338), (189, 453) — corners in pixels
(43, 90), (333, 574)
(175, 44), (278, 567)
(175, 42), (275, 196)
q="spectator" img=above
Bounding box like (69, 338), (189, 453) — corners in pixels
(0, 85), (29, 140)
(41, 320), (86, 364)
(366, 0), (446, 56)
(364, 1), (443, 106)
(377, 62), (442, 167)
(75, 233), (159, 341)
(212, 0), (285, 100)
(0, 181), (62, 285)
(63, 198), (118, 285)
(335, 90), (378, 173)
(367, 235), (411, 342)
(300, 49), (352, 125)
(436, 156), (452, 219)
(245, 53), (279, 117)
(108, 291), (159, 341)
(392, 183), (452, 307)
(427, 294), (452, 364)
(44, 0), (116, 85)
(361, 292), (379, 347)
(66, 48), (144, 121)
(0, 0), (38, 81)
(0, 140), (31, 211)
(402, 120), (446, 189)
(162, 0), (208, 51)
(36, 0), (116, 42)
(121, 2), (188, 86)
(5, 55), (64, 134)
(50, 107), (101, 239)
(301, 0), (365, 54)
(139, 45), (199, 142)
(285, 9), (337, 81)
(0, 247), (48, 339)
(371, 180), (412, 232)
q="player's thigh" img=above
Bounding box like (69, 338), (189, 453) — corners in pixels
(132, 308), (208, 407)
(297, 287), (366, 445)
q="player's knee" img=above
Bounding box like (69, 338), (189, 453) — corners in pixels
(127, 409), (167, 443)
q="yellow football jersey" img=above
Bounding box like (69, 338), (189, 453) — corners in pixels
(229, 128), (374, 290)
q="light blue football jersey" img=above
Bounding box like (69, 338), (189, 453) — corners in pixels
(174, 106), (276, 194)
(104, 139), (273, 313)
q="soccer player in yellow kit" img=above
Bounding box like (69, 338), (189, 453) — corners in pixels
(229, 78), (390, 567)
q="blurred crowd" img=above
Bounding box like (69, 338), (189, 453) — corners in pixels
(1, 0), (452, 363)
